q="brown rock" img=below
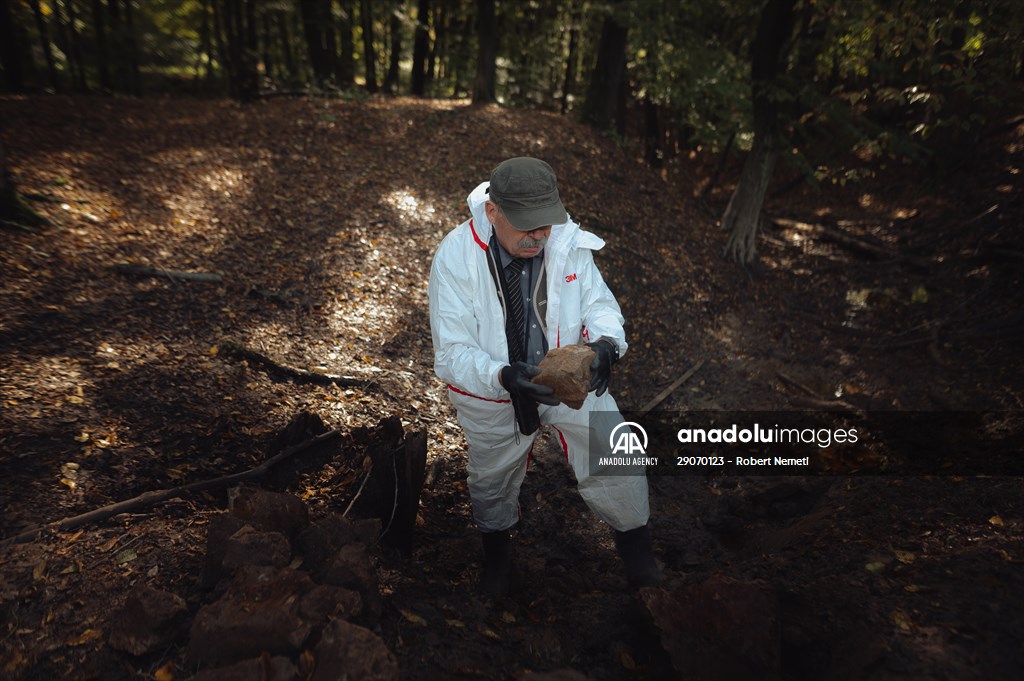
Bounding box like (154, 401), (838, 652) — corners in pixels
(221, 525), (292, 572)
(191, 655), (299, 681)
(188, 566), (315, 666)
(108, 585), (188, 656)
(320, 542), (382, 623)
(312, 618), (399, 681)
(298, 583), (363, 623)
(298, 514), (381, 575)
(200, 513), (248, 588)
(531, 345), (594, 409)
(230, 488), (309, 544)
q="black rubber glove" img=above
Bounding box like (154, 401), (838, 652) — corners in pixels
(500, 362), (560, 406)
(587, 339), (619, 397)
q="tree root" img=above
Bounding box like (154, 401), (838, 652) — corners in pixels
(218, 340), (372, 388)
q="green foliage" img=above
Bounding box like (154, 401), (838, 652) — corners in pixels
(3, 0), (1019, 181)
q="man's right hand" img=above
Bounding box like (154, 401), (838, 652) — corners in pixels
(500, 362), (560, 406)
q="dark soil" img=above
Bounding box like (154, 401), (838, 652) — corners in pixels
(1, 95), (1022, 680)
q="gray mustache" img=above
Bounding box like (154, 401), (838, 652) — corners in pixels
(518, 235), (548, 249)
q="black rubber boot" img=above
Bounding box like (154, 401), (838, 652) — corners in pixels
(480, 529), (514, 597)
(614, 523), (662, 589)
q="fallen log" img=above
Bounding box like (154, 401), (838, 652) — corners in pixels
(111, 262), (224, 283)
(776, 371), (862, 415)
(636, 359), (705, 418)
(219, 340), (371, 388)
(769, 217), (931, 268)
(3, 429), (341, 545)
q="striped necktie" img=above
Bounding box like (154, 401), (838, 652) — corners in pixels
(505, 258), (527, 363)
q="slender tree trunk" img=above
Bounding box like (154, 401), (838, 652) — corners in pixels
(212, 0), (228, 88)
(199, 0), (212, 83)
(411, 0), (430, 95)
(384, 5), (401, 93)
(240, 0), (259, 97)
(360, 0), (378, 92)
(299, 0), (327, 83)
(427, 0), (442, 82)
(91, 0), (112, 91)
(581, 0), (628, 130)
(0, 0), (25, 91)
(472, 0), (495, 103)
(721, 0), (797, 265)
(65, 0), (88, 91)
(276, 10), (297, 83)
(124, 0), (141, 94)
(260, 11), (275, 81)
(560, 0), (581, 114)
(27, 0), (59, 91)
(336, 0), (355, 87)
(643, 99), (661, 167)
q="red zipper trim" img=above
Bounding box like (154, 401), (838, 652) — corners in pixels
(447, 384), (510, 403)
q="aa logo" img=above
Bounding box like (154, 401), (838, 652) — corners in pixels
(610, 422), (648, 456)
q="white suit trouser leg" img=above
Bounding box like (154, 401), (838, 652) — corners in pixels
(449, 388), (650, 533)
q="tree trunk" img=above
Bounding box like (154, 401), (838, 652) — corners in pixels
(560, 0), (581, 114)
(124, 0), (141, 94)
(28, 0), (59, 91)
(299, 0), (329, 83)
(276, 10), (297, 83)
(643, 98), (661, 167)
(260, 11), (275, 81)
(384, 5), (401, 93)
(91, 0), (112, 91)
(581, 1), (628, 130)
(64, 0), (88, 91)
(241, 0), (259, 97)
(721, 134), (779, 263)
(721, 0), (797, 265)
(0, 0), (25, 91)
(411, 0), (431, 95)
(472, 0), (496, 103)
(198, 0), (212, 82)
(426, 0), (441, 82)
(336, 0), (355, 87)
(360, 0), (377, 92)
(212, 0), (228, 87)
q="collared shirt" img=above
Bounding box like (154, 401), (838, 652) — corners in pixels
(495, 242), (549, 366)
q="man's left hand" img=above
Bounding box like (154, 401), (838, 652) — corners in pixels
(587, 339), (619, 397)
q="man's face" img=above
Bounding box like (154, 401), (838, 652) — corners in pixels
(486, 201), (552, 259)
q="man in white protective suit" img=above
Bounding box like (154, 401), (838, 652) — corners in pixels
(428, 157), (661, 596)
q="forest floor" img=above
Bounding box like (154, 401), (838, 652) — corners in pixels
(1, 95), (1022, 681)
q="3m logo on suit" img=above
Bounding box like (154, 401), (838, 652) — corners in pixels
(565, 273), (578, 283)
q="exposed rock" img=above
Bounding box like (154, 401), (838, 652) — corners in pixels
(298, 583), (363, 623)
(312, 618), (399, 681)
(229, 488), (309, 545)
(191, 655), (299, 681)
(108, 585), (188, 656)
(532, 345), (594, 409)
(320, 542), (382, 623)
(221, 525), (292, 572)
(298, 514), (381, 575)
(188, 566), (316, 666)
(200, 513), (248, 588)
(640, 576), (780, 681)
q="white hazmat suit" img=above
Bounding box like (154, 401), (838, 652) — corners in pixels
(428, 181), (650, 533)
